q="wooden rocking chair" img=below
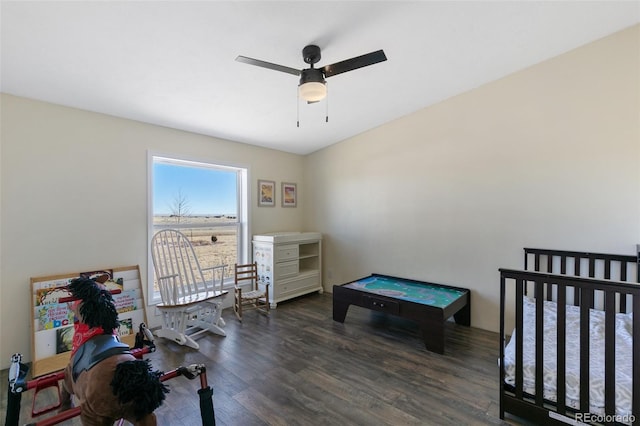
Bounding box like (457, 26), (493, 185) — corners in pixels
(234, 262), (270, 321)
(150, 229), (228, 350)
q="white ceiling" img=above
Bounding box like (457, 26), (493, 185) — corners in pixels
(2, 1), (639, 155)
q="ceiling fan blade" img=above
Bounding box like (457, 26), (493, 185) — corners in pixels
(235, 55), (300, 76)
(322, 50), (387, 78)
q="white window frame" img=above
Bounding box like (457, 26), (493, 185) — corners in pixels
(147, 151), (250, 305)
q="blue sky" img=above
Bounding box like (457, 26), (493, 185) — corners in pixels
(153, 162), (237, 215)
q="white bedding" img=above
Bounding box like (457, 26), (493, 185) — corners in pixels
(503, 297), (634, 417)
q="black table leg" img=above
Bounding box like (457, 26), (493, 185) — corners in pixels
(453, 301), (471, 326)
(420, 320), (445, 354)
(333, 299), (350, 323)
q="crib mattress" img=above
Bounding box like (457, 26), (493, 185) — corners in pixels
(503, 297), (633, 417)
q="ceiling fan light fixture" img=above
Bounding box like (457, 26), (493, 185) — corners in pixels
(299, 81), (326, 102)
(237, 45), (386, 106)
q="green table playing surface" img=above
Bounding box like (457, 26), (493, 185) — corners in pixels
(343, 275), (466, 308)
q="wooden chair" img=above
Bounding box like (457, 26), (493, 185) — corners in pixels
(150, 229), (228, 350)
(234, 262), (269, 321)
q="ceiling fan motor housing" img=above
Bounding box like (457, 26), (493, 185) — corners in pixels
(299, 68), (325, 85)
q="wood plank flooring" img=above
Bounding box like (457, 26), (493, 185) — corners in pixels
(1, 292), (527, 425)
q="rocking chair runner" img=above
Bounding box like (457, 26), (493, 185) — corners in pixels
(234, 262), (270, 321)
(150, 229), (228, 350)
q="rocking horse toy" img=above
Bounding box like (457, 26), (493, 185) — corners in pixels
(60, 276), (168, 425)
(5, 276), (217, 426)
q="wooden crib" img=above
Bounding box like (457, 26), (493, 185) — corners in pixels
(499, 247), (639, 425)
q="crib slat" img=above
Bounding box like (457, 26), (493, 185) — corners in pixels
(621, 294), (628, 314)
(574, 257), (581, 306)
(515, 278), (524, 399)
(634, 294), (639, 423)
(556, 286), (567, 415)
(620, 261), (628, 314)
(606, 259), (625, 313)
(535, 280), (544, 406)
(579, 289), (592, 414)
(499, 272), (506, 419)
(604, 290), (616, 417)
(637, 244), (640, 282)
(589, 258), (596, 309)
(542, 255), (553, 300)
(637, 244), (640, 283)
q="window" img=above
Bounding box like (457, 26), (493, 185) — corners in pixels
(148, 154), (249, 303)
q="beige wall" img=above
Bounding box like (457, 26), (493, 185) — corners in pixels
(0, 95), (307, 367)
(304, 25), (640, 333)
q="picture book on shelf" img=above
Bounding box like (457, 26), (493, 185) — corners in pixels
(56, 326), (74, 354)
(118, 318), (133, 337)
(36, 303), (75, 331)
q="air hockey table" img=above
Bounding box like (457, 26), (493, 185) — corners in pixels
(333, 274), (470, 354)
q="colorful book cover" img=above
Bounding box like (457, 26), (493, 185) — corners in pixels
(34, 273), (120, 306)
(79, 269), (114, 282)
(35, 285), (72, 306)
(118, 318), (133, 337)
(56, 326), (74, 354)
(104, 278), (124, 291)
(112, 290), (137, 313)
(36, 303), (75, 331)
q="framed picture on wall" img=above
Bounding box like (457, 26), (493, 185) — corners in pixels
(282, 182), (297, 208)
(258, 179), (276, 207)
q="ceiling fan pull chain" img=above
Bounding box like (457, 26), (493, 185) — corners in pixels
(325, 82), (329, 123)
(297, 88), (300, 128)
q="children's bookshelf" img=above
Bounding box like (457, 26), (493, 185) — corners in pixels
(30, 265), (147, 377)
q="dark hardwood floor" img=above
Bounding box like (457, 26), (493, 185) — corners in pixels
(1, 292), (527, 425)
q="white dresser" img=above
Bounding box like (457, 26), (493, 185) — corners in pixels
(252, 232), (322, 308)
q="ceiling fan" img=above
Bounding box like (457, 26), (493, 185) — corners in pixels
(236, 45), (387, 103)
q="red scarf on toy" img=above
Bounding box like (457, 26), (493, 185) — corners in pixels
(71, 322), (112, 356)
(70, 300), (117, 356)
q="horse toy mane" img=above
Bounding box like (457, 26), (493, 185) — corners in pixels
(68, 277), (119, 333)
(62, 277), (169, 425)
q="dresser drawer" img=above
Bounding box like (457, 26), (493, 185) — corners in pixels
(275, 260), (298, 279)
(273, 274), (320, 299)
(275, 244), (299, 262)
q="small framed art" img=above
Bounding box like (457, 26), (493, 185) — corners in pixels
(258, 179), (276, 207)
(281, 182), (297, 208)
